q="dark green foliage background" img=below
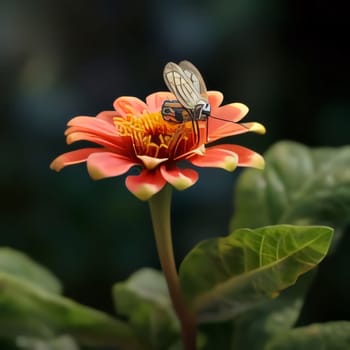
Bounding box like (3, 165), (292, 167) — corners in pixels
(0, 0), (349, 334)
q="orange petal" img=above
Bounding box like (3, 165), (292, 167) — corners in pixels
(67, 117), (117, 137)
(212, 102), (249, 123)
(113, 96), (148, 117)
(125, 169), (166, 201)
(65, 131), (127, 153)
(160, 165), (198, 190)
(96, 110), (118, 124)
(207, 91), (224, 108)
(146, 91), (176, 112)
(50, 148), (102, 171)
(207, 122), (254, 142)
(215, 144), (265, 169)
(189, 146), (238, 171)
(87, 152), (138, 180)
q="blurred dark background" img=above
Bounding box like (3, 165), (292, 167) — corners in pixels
(0, 0), (349, 326)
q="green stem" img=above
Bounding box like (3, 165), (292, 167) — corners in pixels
(148, 185), (197, 350)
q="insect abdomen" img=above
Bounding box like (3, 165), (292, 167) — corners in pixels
(161, 100), (192, 123)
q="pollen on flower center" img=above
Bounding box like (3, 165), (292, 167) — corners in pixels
(113, 111), (194, 159)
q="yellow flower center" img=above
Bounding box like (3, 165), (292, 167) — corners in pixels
(114, 112), (196, 159)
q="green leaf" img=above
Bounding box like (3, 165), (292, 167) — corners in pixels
(0, 272), (145, 350)
(179, 225), (333, 323)
(265, 321), (350, 350)
(231, 272), (315, 350)
(113, 268), (180, 350)
(0, 248), (61, 294)
(199, 273), (314, 350)
(230, 142), (350, 245)
(14, 335), (79, 350)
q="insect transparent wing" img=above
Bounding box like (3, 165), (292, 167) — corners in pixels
(179, 60), (208, 101)
(163, 62), (205, 109)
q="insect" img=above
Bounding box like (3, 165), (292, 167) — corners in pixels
(161, 61), (211, 145)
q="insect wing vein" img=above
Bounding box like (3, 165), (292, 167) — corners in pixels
(163, 62), (204, 109)
(179, 60), (208, 101)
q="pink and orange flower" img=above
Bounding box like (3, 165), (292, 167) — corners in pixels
(50, 91), (265, 200)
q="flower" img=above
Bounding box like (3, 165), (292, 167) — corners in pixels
(50, 91), (265, 200)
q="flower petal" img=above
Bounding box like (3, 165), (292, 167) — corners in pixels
(50, 148), (102, 171)
(125, 169), (166, 201)
(207, 91), (224, 108)
(207, 123), (253, 142)
(66, 130), (128, 153)
(146, 91), (176, 112)
(67, 116), (117, 137)
(241, 122), (266, 135)
(208, 120), (266, 142)
(211, 102), (249, 123)
(160, 165), (198, 190)
(137, 155), (168, 170)
(113, 96), (148, 117)
(65, 116), (134, 153)
(87, 152), (138, 180)
(189, 146), (238, 172)
(96, 110), (117, 124)
(215, 144), (265, 169)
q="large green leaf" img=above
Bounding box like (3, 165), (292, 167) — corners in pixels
(0, 272), (146, 350)
(112, 268), (180, 350)
(0, 248), (61, 294)
(230, 272), (314, 350)
(199, 273), (314, 350)
(265, 321), (350, 350)
(179, 225), (333, 323)
(230, 142), (350, 243)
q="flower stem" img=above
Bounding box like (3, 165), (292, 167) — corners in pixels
(148, 185), (197, 350)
